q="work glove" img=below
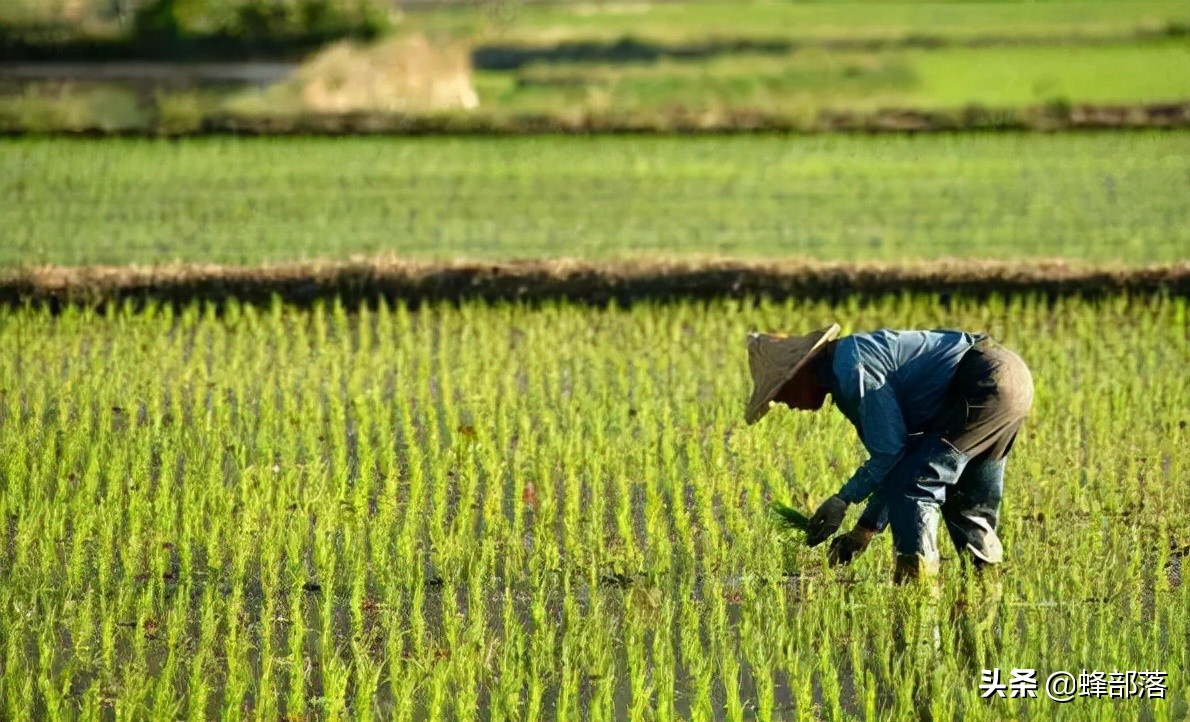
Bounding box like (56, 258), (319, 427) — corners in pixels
(806, 495), (848, 547)
(827, 525), (877, 566)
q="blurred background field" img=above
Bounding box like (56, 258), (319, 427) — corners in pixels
(437, 1), (1190, 44)
(3, 132), (1188, 268)
(1, 1), (1187, 133)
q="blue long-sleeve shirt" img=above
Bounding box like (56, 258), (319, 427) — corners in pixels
(828, 329), (978, 508)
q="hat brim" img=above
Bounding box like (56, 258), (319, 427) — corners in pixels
(745, 324), (840, 425)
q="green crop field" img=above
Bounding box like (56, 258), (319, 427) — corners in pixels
(437, 1), (1190, 46)
(2, 294), (1187, 719)
(473, 40), (1190, 119)
(3, 132), (1188, 268)
(424, 1), (1190, 129)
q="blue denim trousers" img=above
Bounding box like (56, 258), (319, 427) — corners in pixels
(878, 438), (1006, 565)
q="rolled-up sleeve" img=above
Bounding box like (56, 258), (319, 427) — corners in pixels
(835, 366), (908, 504)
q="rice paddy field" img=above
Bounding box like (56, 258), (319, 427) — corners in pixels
(1, 292), (1188, 720)
(437, 1), (1190, 46)
(2, 23), (1189, 708)
(407, 0), (1190, 132)
(470, 39), (1190, 119)
(3, 132), (1189, 268)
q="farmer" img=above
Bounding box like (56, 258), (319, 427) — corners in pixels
(745, 325), (1033, 582)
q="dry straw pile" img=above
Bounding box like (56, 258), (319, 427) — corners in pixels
(293, 33), (479, 113)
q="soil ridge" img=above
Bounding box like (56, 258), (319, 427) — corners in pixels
(5, 258), (1188, 310)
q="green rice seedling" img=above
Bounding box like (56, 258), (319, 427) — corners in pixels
(350, 639), (385, 722)
(768, 501), (811, 532)
(320, 652), (350, 719)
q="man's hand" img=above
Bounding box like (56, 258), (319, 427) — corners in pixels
(806, 495), (848, 547)
(828, 525), (877, 566)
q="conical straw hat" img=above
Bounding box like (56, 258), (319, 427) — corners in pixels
(744, 323), (840, 425)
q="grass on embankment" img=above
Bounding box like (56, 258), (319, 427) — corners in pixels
(2, 133), (1188, 268)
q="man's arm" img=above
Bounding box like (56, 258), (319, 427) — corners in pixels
(807, 334), (907, 548)
(835, 370), (908, 505)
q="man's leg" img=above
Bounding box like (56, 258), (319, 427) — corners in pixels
(885, 436), (972, 582)
(901, 337), (1031, 578)
(942, 455), (1006, 568)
